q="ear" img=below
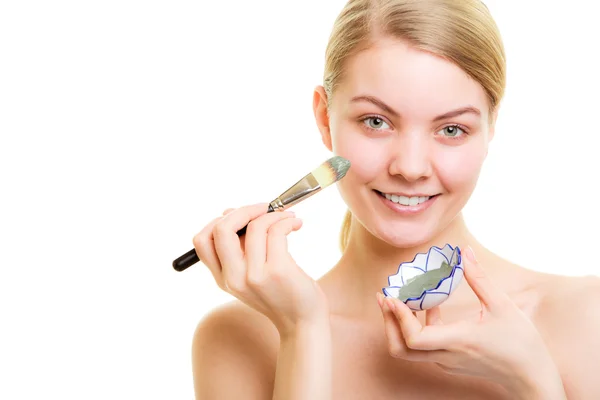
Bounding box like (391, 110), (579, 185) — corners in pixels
(313, 85), (332, 151)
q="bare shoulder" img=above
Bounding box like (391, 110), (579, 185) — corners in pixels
(535, 272), (600, 398)
(191, 300), (280, 399)
(536, 272), (600, 327)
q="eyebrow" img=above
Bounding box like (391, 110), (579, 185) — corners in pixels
(350, 95), (481, 121)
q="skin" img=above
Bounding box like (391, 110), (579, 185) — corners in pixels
(191, 37), (600, 399)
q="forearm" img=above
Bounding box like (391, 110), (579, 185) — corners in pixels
(272, 318), (332, 400)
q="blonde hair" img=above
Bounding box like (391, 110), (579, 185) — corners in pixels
(324, 0), (507, 252)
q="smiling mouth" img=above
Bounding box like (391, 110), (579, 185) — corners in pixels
(375, 190), (440, 206)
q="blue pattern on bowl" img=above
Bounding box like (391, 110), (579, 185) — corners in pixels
(382, 244), (463, 311)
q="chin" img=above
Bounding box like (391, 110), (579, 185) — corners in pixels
(373, 220), (442, 249)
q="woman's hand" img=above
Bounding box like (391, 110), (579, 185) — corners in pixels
(377, 246), (566, 398)
(193, 203), (329, 336)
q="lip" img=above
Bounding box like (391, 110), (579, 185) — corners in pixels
(378, 191), (436, 197)
(375, 190), (439, 215)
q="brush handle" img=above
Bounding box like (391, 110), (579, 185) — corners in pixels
(172, 204), (275, 272)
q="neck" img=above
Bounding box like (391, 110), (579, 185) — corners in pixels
(323, 212), (485, 319)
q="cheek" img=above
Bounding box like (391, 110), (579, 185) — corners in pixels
(330, 127), (390, 184)
(434, 143), (486, 191)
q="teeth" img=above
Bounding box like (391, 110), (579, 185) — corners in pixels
(383, 193), (431, 206)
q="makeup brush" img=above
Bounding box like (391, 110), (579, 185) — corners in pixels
(172, 155), (351, 272)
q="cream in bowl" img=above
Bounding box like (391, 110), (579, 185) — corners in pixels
(382, 244), (463, 311)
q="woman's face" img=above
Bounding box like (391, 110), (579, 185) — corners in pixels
(314, 37), (496, 248)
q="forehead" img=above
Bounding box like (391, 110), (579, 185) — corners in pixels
(336, 37), (489, 118)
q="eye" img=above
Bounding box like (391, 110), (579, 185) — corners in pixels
(362, 116), (391, 130)
(437, 124), (466, 138)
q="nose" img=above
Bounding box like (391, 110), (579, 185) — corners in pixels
(388, 133), (433, 182)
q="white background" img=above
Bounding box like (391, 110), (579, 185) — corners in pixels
(1, 1), (598, 399)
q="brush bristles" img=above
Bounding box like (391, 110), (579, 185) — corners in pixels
(312, 156), (351, 188)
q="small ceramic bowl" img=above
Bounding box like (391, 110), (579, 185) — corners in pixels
(382, 244), (463, 311)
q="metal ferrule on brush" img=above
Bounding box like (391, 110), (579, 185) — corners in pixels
(269, 174), (322, 211)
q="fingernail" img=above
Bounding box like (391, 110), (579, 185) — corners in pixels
(376, 292), (383, 307)
(386, 297), (396, 311)
(465, 245), (478, 263)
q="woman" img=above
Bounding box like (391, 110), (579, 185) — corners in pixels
(191, 0), (599, 398)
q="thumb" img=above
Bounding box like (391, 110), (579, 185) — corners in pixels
(462, 246), (509, 313)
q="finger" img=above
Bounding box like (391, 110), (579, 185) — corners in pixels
(426, 306), (444, 326)
(462, 246), (509, 313)
(386, 297), (423, 343)
(388, 297), (465, 351)
(379, 295), (438, 362)
(222, 208), (235, 216)
(265, 216), (303, 262)
(192, 215), (226, 286)
(212, 203), (271, 289)
(376, 291), (385, 308)
(379, 294), (411, 358)
(244, 211), (297, 282)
